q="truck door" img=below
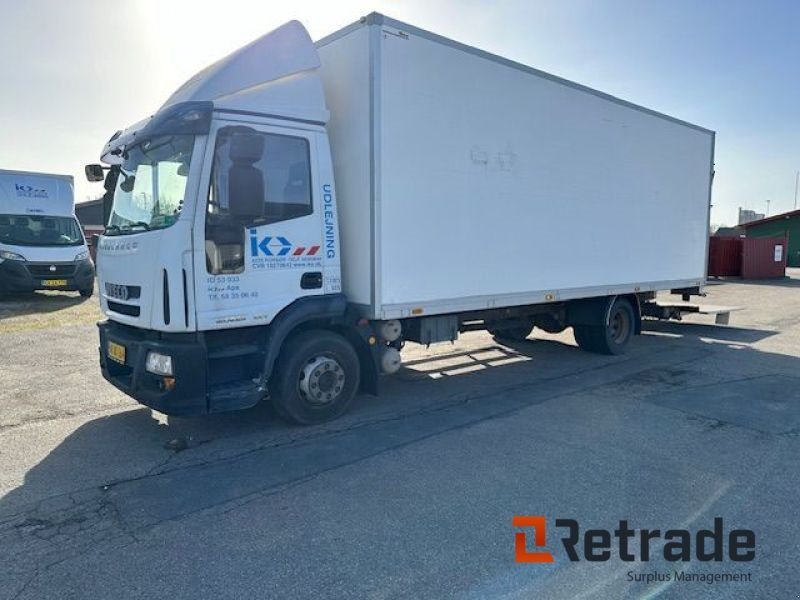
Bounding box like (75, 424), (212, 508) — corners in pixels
(193, 120), (326, 330)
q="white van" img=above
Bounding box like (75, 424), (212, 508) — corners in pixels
(0, 169), (95, 297)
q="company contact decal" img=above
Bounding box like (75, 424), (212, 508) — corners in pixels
(247, 183), (336, 270)
(15, 183), (49, 199)
(205, 275), (257, 303)
(249, 230), (323, 270)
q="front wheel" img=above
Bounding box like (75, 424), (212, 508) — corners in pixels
(270, 330), (360, 425)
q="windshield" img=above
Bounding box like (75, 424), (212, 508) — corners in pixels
(0, 214), (83, 247)
(107, 134), (194, 235)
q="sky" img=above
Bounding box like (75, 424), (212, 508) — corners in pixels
(0, 0), (798, 226)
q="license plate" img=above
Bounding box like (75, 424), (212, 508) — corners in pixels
(108, 341), (126, 364)
(42, 279), (67, 287)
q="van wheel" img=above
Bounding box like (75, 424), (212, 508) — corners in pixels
(79, 287), (94, 298)
(573, 298), (634, 355)
(270, 330), (360, 425)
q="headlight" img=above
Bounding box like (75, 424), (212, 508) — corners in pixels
(145, 352), (174, 376)
(75, 250), (90, 261)
(0, 250), (26, 263)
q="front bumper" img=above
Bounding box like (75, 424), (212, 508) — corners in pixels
(0, 259), (95, 292)
(98, 320), (209, 416)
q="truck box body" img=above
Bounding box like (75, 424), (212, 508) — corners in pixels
(0, 169), (75, 217)
(317, 15), (714, 320)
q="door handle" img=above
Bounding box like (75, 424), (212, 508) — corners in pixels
(301, 272), (323, 289)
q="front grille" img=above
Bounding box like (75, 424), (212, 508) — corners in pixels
(107, 301), (140, 317)
(26, 263), (77, 277)
(104, 282), (141, 301)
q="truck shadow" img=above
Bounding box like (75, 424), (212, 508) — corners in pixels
(641, 320), (779, 344)
(1, 320), (797, 534)
(0, 290), (92, 321)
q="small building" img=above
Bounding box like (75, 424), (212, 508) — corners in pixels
(740, 209), (800, 267)
(738, 207), (765, 225)
(713, 226), (744, 238)
(74, 198), (104, 230)
(74, 198), (105, 261)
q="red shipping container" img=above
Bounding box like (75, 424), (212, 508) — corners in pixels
(741, 237), (787, 279)
(708, 237), (743, 277)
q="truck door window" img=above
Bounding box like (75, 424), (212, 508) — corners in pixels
(206, 127), (312, 274)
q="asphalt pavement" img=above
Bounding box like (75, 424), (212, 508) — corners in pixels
(1, 274), (799, 599)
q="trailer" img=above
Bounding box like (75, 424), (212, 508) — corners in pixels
(87, 13), (714, 424)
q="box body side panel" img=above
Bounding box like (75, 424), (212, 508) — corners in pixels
(376, 26), (712, 315)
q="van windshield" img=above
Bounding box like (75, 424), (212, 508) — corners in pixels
(106, 134), (194, 235)
(0, 214), (84, 247)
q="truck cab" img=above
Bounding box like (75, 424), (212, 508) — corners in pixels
(0, 169), (94, 297)
(90, 21), (372, 423)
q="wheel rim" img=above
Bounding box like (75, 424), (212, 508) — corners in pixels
(610, 308), (631, 344)
(298, 355), (346, 406)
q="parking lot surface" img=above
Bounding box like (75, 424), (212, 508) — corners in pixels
(1, 274), (799, 599)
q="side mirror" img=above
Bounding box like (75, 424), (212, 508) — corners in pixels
(85, 164), (105, 182)
(102, 168), (119, 226)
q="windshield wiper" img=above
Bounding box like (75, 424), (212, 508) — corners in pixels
(104, 224), (121, 235)
(120, 221), (151, 232)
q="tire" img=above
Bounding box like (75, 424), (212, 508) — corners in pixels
(573, 298), (634, 355)
(79, 287), (94, 298)
(270, 330), (360, 425)
(572, 325), (599, 352)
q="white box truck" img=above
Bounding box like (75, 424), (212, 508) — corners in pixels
(0, 169), (95, 297)
(86, 13), (713, 424)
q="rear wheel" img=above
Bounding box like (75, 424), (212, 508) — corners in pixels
(573, 297), (634, 355)
(270, 330), (360, 425)
(79, 287), (94, 298)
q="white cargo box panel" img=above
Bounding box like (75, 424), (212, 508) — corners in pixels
(318, 14), (714, 320)
(0, 169), (75, 217)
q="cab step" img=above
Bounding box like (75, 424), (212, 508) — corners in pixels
(207, 344), (261, 360)
(207, 380), (264, 412)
